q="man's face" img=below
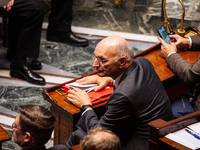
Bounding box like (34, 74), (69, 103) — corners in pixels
(92, 43), (121, 79)
(12, 114), (26, 146)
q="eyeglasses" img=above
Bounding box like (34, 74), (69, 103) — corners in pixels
(91, 53), (118, 65)
(11, 122), (26, 132)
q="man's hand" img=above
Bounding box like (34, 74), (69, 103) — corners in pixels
(76, 75), (113, 91)
(169, 34), (190, 49)
(3, 0), (14, 11)
(67, 88), (92, 108)
(157, 36), (177, 58)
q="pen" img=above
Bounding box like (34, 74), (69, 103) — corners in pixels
(185, 127), (200, 140)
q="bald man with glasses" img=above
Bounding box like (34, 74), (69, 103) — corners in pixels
(11, 105), (67, 150)
(65, 35), (173, 150)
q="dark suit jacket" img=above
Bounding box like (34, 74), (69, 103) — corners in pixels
(75, 57), (173, 150)
(166, 35), (200, 110)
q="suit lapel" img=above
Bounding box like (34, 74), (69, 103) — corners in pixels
(118, 61), (137, 86)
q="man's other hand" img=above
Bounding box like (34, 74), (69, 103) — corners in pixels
(169, 34), (190, 49)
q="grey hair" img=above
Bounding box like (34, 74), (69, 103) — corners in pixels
(115, 42), (134, 61)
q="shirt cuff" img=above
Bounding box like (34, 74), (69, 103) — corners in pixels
(112, 80), (115, 85)
(188, 36), (192, 49)
(167, 52), (176, 57)
(81, 108), (93, 116)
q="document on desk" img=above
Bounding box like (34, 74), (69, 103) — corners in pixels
(63, 82), (113, 105)
(65, 82), (98, 93)
(0, 0), (10, 7)
(165, 122), (200, 150)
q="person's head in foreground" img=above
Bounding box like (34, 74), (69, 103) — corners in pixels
(11, 104), (55, 148)
(92, 35), (134, 79)
(80, 127), (121, 150)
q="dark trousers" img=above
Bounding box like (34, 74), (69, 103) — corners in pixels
(47, 0), (73, 33)
(7, 0), (45, 61)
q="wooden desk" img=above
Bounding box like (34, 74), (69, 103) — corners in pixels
(138, 43), (200, 101)
(0, 125), (12, 150)
(42, 43), (200, 145)
(148, 110), (200, 150)
(137, 43), (199, 82)
(70, 144), (81, 150)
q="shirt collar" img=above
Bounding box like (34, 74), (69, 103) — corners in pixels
(114, 72), (124, 88)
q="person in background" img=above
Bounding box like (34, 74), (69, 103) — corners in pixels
(12, 104), (67, 150)
(158, 34), (200, 112)
(3, 0), (45, 85)
(65, 35), (173, 149)
(80, 127), (121, 150)
(46, 0), (89, 47)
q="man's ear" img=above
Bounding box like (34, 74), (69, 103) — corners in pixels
(119, 56), (127, 68)
(24, 132), (32, 143)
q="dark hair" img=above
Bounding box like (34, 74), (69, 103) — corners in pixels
(80, 127), (121, 150)
(18, 105), (55, 145)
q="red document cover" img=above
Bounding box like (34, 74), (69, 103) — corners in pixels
(61, 85), (114, 105)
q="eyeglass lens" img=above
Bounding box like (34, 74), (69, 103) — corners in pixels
(91, 53), (102, 65)
(11, 122), (22, 131)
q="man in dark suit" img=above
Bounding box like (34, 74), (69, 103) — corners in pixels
(66, 35), (173, 150)
(46, 0), (88, 47)
(2, 0), (45, 85)
(158, 34), (200, 111)
(12, 104), (67, 150)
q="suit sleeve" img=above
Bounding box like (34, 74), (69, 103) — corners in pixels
(191, 35), (200, 50)
(76, 92), (134, 135)
(165, 35), (200, 83)
(166, 53), (200, 83)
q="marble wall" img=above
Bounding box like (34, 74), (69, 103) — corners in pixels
(42, 0), (199, 36)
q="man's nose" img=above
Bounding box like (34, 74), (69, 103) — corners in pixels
(92, 58), (100, 67)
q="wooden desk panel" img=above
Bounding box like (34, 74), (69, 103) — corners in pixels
(0, 125), (12, 150)
(159, 137), (193, 150)
(70, 144), (81, 150)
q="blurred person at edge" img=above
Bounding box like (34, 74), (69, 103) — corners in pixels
(11, 104), (67, 150)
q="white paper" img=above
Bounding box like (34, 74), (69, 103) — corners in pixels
(65, 82), (98, 93)
(165, 122), (200, 150)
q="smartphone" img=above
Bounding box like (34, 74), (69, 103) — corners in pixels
(157, 26), (172, 44)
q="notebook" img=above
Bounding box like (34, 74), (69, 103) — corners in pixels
(165, 122), (200, 150)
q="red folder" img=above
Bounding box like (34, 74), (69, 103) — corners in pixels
(61, 85), (114, 105)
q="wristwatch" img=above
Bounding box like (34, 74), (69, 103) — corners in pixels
(80, 105), (92, 114)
